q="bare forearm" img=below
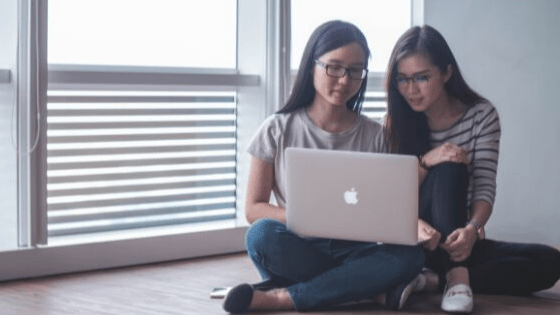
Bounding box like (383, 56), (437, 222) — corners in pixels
(469, 200), (492, 227)
(245, 202), (286, 224)
(245, 157), (286, 224)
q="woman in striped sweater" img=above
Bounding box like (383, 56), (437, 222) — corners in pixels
(383, 25), (560, 314)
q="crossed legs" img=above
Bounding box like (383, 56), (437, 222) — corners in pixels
(241, 219), (424, 311)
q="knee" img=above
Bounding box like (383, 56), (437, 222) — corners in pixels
(245, 219), (285, 254)
(429, 162), (469, 191)
(431, 162), (468, 179)
(392, 245), (425, 279)
(540, 245), (560, 280)
(409, 245), (426, 274)
(552, 248), (560, 280)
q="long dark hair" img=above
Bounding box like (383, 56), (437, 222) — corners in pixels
(385, 25), (488, 155)
(277, 20), (370, 114)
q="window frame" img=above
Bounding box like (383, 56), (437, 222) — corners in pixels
(0, 0), (417, 282)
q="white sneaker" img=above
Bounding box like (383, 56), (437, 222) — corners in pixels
(441, 284), (473, 313)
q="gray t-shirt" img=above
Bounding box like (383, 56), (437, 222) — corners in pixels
(247, 108), (383, 208)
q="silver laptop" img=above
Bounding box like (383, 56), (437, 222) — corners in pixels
(285, 147), (419, 246)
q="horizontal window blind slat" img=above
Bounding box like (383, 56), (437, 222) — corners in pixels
(48, 208), (237, 236)
(47, 120), (235, 130)
(48, 161), (236, 177)
(48, 184), (236, 204)
(48, 149), (235, 164)
(47, 167), (234, 184)
(48, 187), (235, 211)
(47, 138), (236, 150)
(48, 173), (236, 191)
(49, 208), (236, 230)
(363, 94), (387, 121)
(47, 144), (235, 157)
(47, 132), (236, 144)
(47, 114), (236, 123)
(48, 179), (235, 198)
(47, 157), (235, 172)
(48, 97), (236, 103)
(49, 202), (237, 224)
(49, 196), (236, 218)
(48, 126), (236, 136)
(48, 175), (235, 194)
(48, 108), (235, 116)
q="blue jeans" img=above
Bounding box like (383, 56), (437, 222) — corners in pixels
(245, 219), (424, 311)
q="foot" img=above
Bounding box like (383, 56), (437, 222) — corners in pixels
(385, 275), (421, 310)
(213, 280), (279, 301)
(414, 268), (440, 292)
(441, 284), (473, 314)
(222, 284), (253, 313)
(446, 267), (470, 288)
(222, 283), (294, 313)
(251, 279), (280, 291)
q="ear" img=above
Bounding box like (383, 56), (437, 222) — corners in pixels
(443, 64), (453, 83)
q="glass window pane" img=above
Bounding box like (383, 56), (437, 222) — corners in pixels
(0, 0), (18, 251)
(48, 0), (237, 68)
(0, 94), (18, 251)
(291, 0), (410, 73)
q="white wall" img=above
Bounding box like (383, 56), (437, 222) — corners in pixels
(0, 0), (19, 250)
(425, 0), (560, 245)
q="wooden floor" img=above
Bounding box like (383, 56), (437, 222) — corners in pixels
(0, 252), (558, 315)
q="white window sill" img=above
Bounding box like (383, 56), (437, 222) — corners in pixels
(0, 218), (249, 282)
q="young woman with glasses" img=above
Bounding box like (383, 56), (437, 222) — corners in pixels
(221, 20), (424, 313)
(383, 25), (560, 314)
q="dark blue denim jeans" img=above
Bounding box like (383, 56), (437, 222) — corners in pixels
(245, 219), (424, 311)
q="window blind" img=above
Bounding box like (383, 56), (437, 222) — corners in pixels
(362, 91), (387, 122)
(46, 92), (237, 236)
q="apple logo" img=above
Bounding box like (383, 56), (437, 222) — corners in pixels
(343, 187), (358, 205)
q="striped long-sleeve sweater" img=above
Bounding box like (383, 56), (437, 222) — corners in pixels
(429, 102), (501, 209)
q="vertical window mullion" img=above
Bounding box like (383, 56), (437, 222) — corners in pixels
(18, 0), (49, 247)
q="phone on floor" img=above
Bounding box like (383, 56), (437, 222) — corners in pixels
(210, 287), (231, 299)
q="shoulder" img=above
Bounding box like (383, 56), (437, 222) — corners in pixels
(455, 102), (500, 133)
(257, 110), (302, 135)
(468, 102), (500, 123)
(464, 102), (501, 142)
(248, 112), (301, 162)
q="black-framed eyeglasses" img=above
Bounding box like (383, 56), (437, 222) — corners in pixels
(315, 60), (368, 80)
(395, 74), (432, 87)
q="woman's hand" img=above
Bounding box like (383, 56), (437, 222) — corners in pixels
(418, 219), (441, 251)
(440, 225), (478, 262)
(422, 143), (468, 168)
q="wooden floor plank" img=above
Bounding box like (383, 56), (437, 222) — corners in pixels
(0, 252), (558, 315)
